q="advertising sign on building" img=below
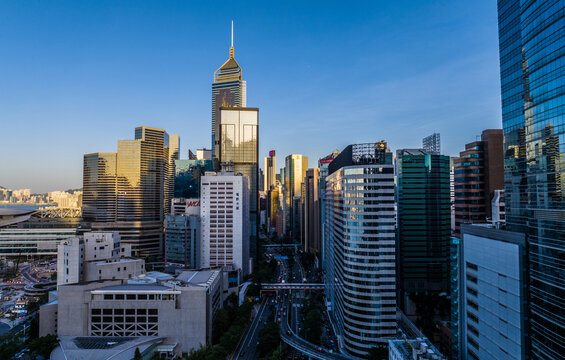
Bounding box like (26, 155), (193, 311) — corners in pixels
(185, 198), (200, 216)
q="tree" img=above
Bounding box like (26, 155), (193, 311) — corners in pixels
(50, 271), (57, 281)
(366, 344), (388, 360)
(28, 334), (59, 359)
(134, 347), (142, 360)
(212, 308), (229, 344)
(257, 322), (280, 357)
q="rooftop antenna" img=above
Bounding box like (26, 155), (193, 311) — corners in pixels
(229, 20), (234, 58)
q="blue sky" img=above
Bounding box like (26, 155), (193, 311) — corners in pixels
(0, 1), (502, 193)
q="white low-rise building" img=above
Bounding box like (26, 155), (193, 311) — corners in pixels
(57, 232), (145, 286)
(42, 269), (223, 358)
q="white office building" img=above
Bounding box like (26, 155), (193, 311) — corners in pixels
(200, 172), (249, 278)
(460, 224), (526, 360)
(324, 142), (397, 357)
(57, 232), (145, 286)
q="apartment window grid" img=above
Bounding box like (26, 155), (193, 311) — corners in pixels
(208, 181), (235, 267)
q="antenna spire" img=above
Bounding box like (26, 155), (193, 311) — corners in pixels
(229, 20), (235, 58)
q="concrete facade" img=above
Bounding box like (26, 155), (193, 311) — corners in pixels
(41, 270), (222, 356)
(57, 232), (145, 286)
(460, 225), (526, 360)
(200, 172), (249, 278)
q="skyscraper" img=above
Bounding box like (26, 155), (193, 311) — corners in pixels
(422, 133), (441, 155)
(303, 168), (320, 254)
(324, 142), (396, 356)
(453, 130), (503, 235)
(212, 22), (246, 159)
(82, 127), (178, 257)
(284, 154), (308, 241)
(264, 150), (276, 191)
(396, 149), (451, 316)
(218, 106), (259, 263)
(497, 1), (565, 358)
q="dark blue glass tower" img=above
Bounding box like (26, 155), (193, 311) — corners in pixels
(497, 1), (564, 358)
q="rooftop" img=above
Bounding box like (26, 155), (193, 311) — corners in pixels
(93, 284), (172, 292)
(51, 336), (164, 360)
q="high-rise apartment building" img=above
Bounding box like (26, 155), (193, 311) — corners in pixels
(212, 23), (246, 159)
(497, 1), (565, 358)
(303, 168), (320, 254)
(422, 133), (441, 155)
(460, 224), (527, 360)
(396, 149), (451, 314)
(82, 127), (178, 257)
(284, 154), (308, 241)
(218, 106), (258, 264)
(324, 142), (396, 356)
(200, 172), (249, 278)
(453, 130), (503, 235)
(264, 150), (276, 191)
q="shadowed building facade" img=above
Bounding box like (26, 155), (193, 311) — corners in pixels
(396, 149), (451, 317)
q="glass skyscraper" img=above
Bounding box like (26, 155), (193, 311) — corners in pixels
(396, 149), (451, 314)
(497, 1), (564, 358)
(218, 107), (259, 263)
(212, 29), (246, 159)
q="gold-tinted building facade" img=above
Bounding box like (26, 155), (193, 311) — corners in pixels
(212, 29), (246, 159)
(82, 127), (179, 257)
(219, 107), (258, 261)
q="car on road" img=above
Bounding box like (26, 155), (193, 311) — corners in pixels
(286, 330), (292, 336)
(239, 351), (245, 357)
(283, 312), (286, 317)
(316, 347), (325, 352)
(277, 318), (282, 323)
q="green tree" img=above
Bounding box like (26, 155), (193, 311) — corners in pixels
(366, 344), (388, 360)
(212, 308), (229, 344)
(50, 271), (57, 281)
(28, 334), (59, 359)
(134, 347), (142, 360)
(257, 322), (280, 357)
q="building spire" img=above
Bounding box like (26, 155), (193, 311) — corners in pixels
(230, 20), (234, 58)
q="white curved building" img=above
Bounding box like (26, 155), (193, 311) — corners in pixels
(324, 142), (397, 357)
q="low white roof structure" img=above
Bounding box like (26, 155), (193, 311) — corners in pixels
(51, 336), (165, 360)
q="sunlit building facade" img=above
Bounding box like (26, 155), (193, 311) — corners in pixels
(218, 107), (258, 263)
(284, 154), (308, 241)
(497, 1), (565, 358)
(82, 127), (178, 257)
(324, 142), (396, 356)
(211, 30), (246, 159)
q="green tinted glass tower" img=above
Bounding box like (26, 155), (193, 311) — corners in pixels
(396, 149), (451, 314)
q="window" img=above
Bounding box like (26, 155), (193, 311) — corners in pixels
(103, 294), (113, 300)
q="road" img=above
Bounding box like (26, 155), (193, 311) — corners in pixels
(233, 296), (271, 360)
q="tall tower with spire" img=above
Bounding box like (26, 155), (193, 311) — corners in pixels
(212, 21), (246, 159)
